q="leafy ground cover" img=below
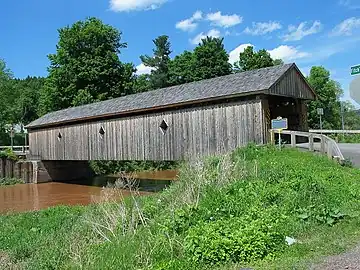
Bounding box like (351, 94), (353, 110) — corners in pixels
(0, 178), (23, 186)
(1, 145), (360, 269)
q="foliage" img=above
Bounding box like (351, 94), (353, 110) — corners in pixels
(0, 59), (18, 128)
(331, 133), (360, 143)
(89, 160), (178, 175)
(185, 216), (285, 265)
(0, 60), (43, 145)
(0, 178), (23, 186)
(133, 74), (152, 93)
(38, 17), (134, 115)
(168, 51), (196, 85)
(0, 148), (18, 161)
(168, 37), (232, 85)
(192, 37), (232, 81)
(233, 46), (283, 72)
(2, 146), (360, 269)
(140, 35), (172, 89)
(307, 66), (343, 129)
(341, 101), (360, 130)
(13, 76), (45, 124)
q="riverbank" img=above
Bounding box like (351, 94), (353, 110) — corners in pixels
(1, 145), (360, 269)
(0, 177), (23, 186)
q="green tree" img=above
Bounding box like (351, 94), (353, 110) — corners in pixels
(39, 17), (134, 115)
(233, 46), (283, 72)
(0, 59), (21, 144)
(341, 101), (360, 130)
(133, 74), (152, 93)
(168, 51), (195, 86)
(192, 37), (232, 80)
(13, 76), (45, 124)
(0, 59), (18, 125)
(140, 35), (172, 89)
(307, 66), (342, 129)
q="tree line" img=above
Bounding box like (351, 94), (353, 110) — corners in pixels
(0, 17), (359, 146)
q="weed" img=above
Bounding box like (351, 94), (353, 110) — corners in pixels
(0, 178), (23, 186)
(2, 145), (360, 269)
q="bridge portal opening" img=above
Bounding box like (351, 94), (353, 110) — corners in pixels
(268, 96), (307, 132)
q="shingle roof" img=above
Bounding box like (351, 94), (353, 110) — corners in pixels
(27, 63), (296, 128)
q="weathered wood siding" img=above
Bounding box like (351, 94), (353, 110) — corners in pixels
(269, 68), (315, 100)
(29, 100), (264, 161)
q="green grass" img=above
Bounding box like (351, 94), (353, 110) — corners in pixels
(0, 177), (23, 186)
(330, 133), (360, 143)
(1, 145), (360, 269)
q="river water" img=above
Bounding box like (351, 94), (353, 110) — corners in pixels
(0, 170), (178, 214)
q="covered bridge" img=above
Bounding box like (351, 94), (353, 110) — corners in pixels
(27, 63), (315, 161)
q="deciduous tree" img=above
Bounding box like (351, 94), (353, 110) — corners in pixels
(168, 51), (195, 85)
(307, 66), (342, 129)
(39, 17), (134, 115)
(233, 46), (283, 72)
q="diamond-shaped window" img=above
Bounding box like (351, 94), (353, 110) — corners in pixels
(159, 120), (168, 134)
(99, 126), (105, 136)
(57, 132), (62, 141)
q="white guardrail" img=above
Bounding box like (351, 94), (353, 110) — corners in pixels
(270, 130), (345, 161)
(309, 130), (360, 134)
(0, 145), (29, 154)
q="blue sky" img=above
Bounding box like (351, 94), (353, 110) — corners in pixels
(1, 0), (359, 103)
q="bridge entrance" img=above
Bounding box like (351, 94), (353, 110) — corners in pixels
(268, 96), (308, 132)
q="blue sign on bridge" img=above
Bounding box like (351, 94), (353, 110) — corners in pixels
(271, 117), (288, 130)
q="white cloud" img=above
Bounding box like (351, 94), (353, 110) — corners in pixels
(339, 0), (360, 9)
(176, 11), (203, 32)
(228, 43), (254, 64)
(190, 29), (221, 45)
(283, 21), (322, 41)
(244, 21), (282, 35)
(331, 17), (360, 36)
(206, 11), (242, 28)
(268, 45), (310, 62)
(109, 0), (167, 12)
(135, 63), (154, 75)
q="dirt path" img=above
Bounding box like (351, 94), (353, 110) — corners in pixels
(311, 244), (360, 270)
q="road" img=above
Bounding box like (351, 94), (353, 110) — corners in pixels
(296, 143), (360, 168)
(337, 143), (360, 167)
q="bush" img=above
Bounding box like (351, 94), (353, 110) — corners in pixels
(185, 216), (285, 265)
(89, 160), (179, 175)
(0, 178), (23, 186)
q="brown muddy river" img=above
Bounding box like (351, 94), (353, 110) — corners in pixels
(0, 170), (178, 214)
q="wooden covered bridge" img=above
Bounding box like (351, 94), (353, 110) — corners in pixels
(27, 63), (315, 163)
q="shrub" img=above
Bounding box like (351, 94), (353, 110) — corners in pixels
(0, 178), (23, 186)
(184, 215), (285, 265)
(0, 148), (18, 161)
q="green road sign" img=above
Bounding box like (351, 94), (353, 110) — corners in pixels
(351, 65), (360, 75)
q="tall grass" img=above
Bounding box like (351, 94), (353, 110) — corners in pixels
(1, 145), (360, 269)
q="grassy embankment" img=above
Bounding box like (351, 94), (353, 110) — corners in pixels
(1, 145), (360, 269)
